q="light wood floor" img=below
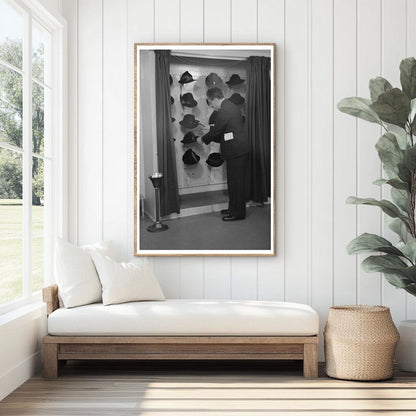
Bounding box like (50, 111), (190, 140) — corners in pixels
(1, 360), (416, 415)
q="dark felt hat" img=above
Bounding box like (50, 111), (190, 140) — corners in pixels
(178, 70), (195, 84)
(169, 74), (173, 85)
(180, 93), (198, 108)
(171, 96), (174, 105)
(206, 152), (224, 167)
(226, 73), (245, 86)
(179, 114), (200, 129)
(205, 72), (222, 88)
(229, 93), (245, 106)
(181, 131), (199, 144)
(208, 110), (218, 125)
(171, 117), (175, 123)
(182, 148), (200, 165)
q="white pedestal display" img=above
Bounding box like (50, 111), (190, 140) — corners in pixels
(396, 320), (416, 372)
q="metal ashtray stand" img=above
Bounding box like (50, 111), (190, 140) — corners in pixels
(147, 173), (169, 233)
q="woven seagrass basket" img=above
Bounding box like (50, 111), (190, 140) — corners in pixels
(324, 305), (399, 381)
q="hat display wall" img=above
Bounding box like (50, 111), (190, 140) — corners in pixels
(226, 73), (245, 86)
(180, 92), (198, 108)
(182, 148), (200, 165)
(179, 114), (200, 129)
(181, 131), (199, 144)
(206, 152), (224, 167)
(229, 93), (245, 106)
(205, 72), (223, 88)
(178, 70), (195, 84)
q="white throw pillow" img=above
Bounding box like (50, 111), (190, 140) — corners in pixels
(54, 239), (114, 308)
(90, 252), (165, 306)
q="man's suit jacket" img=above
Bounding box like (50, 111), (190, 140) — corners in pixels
(202, 99), (249, 160)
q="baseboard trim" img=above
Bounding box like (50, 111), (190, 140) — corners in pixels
(0, 350), (42, 401)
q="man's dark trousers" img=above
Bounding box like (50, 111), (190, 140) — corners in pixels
(226, 153), (248, 219)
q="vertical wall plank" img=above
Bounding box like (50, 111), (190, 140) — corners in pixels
(103, 0), (128, 260)
(180, 258), (204, 298)
(356, 0), (382, 305)
(231, 258), (258, 299)
(204, 0), (231, 42)
(127, 0), (155, 260)
(229, 0), (258, 300)
(178, 0), (205, 298)
(203, 0), (232, 299)
(407, 0), (416, 319)
(333, 0), (357, 305)
(153, 0), (181, 296)
(61, 0), (78, 245)
(204, 258), (231, 298)
(284, 0), (309, 304)
(155, 0), (180, 43)
(77, 0), (103, 245)
(310, 0), (333, 359)
(381, 0), (407, 323)
(180, 0), (203, 43)
(257, 0), (285, 301)
(154, 257), (181, 298)
(231, 0), (257, 42)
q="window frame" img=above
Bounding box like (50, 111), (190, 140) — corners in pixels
(0, 0), (67, 315)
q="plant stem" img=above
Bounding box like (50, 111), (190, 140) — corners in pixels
(409, 123), (416, 238)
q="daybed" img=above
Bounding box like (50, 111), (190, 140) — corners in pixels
(42, 284), (320, 379)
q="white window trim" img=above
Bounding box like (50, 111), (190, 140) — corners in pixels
(0, 0), (67, 315)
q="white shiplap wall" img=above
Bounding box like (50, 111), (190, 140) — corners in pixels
(61, 0), (416, 357)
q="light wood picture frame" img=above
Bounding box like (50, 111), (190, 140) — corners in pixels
(134, 44), (276, 256)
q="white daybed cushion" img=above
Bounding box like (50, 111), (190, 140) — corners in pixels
(48, 299), (319, 336)
(55, 239), (114, 308)
(90, 252), (165, 305)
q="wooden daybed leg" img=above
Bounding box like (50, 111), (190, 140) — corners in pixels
(303, 342), (318, 379)
(44, 343), (59, 379)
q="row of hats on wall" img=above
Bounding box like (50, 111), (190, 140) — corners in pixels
(172, 92), (245, 108)
(170, 71), (245, 87)
(183, 149), (224, 167)
(175, 110), (245, 130)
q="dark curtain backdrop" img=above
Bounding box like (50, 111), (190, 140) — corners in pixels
(246, 56), (271, 203)
(154, 50), (180, 216)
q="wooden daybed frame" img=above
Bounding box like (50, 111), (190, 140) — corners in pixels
(42, 285), (319, 379)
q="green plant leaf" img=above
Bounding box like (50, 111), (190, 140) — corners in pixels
(337, 97), (382, 125)
(347, 233), (404, 256)
(397, 161), (412, 185)
(362, 254), (408, 271)
(400, 57), (416, 100)
(373, 178), (388, 186)
(383, 271), (412, 288)
(370, 88), (410, 128)
(391, 187), (410, 213)
(394, 130), (410, 150)
(389, 217), (410, 241)
(387, 178), (410, 191)
(375, 132), (404, 173)
(397, 240), (416, 263)
(369, 77), (393, 102)
(346, 196), (406, 219)
(403, 146), (416, 172)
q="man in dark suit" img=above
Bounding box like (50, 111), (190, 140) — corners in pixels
(201, 87), (249, 221)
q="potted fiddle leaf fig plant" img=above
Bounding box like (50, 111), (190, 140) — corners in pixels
(337, 57), (416, 371)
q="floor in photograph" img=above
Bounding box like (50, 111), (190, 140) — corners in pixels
(1, 361), (416, 415)
(140, 205), (271, 250)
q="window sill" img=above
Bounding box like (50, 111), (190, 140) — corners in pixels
(0, 299), (45, 327)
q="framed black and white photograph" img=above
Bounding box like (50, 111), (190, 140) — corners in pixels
(134, 44), (275, 256)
